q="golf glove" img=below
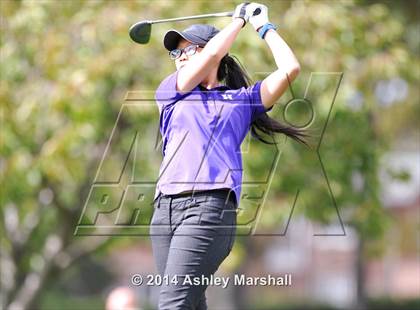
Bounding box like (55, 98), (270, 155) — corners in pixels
(232, 2), (251, 26)
(247, 3), (269, 31)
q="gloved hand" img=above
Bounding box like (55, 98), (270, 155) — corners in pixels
(247, 2), (269, 31)
(232, 2), (251, 26)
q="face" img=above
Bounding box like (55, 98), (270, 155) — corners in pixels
(173, 38), (203, 70)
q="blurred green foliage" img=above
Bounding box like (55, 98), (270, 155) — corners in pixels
(1, 0), (418, 309)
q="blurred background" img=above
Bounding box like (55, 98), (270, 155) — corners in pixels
(1, 0), (419, 309)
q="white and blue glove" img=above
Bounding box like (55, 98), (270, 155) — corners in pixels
(247, 3), (277, 39)
(232, 2), (251, 26)
(247, 2), (269, 31)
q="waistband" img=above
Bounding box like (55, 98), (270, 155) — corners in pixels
(157, 188), (236, 206)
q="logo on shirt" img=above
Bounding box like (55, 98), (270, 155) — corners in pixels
(221, 94), (233, 100)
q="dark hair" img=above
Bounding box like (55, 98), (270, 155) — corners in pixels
(217, 54), (308, 145)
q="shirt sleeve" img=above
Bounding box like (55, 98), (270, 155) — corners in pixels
(154, 70), (184, 114)
(246, 81), (273, 122)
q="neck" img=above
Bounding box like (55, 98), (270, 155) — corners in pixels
(201, 81), (221, 89)
(200, 67), (221, 89)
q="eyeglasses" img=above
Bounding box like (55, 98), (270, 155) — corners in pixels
(169, 44), (202, 60)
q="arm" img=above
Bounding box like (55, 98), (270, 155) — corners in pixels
(176, 18), (244, 93)
(248, 3), (301, 109)
(260, 30), (301, 109)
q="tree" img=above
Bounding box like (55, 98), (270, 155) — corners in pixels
(1, 1), (418, 309)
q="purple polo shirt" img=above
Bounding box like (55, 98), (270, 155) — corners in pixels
(154, 70), (271, 204)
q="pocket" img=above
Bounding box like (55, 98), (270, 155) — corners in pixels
(227, 231), (236, 251)
(197, 208), (224, 226)
(171, 197), (197, 210)
(198, 197), (230, 211)
(226, 214), (237, 251)
(150, 203), (168, 225)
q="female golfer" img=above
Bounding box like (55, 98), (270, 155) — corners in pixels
(150, 3), (304, 309)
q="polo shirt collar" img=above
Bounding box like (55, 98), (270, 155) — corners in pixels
(197, 84), (231, 91)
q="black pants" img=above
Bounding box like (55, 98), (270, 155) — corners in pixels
(150, 189), (237, 310)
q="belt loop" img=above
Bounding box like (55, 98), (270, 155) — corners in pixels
(189, 189), (195, 203)
(169, 196), (173, 231)
(157, 192), (162, 208)
(225, 190), (230, 207)
(190, 196), (197, 206)
(227, 189), (235, 206)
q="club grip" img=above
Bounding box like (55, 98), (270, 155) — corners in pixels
(253, 8), (261, 16)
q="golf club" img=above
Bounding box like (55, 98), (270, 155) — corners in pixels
(129, 11), (234, 44)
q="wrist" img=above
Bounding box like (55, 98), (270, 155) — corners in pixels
(233, 17), (246, 28)
(258, 22), (277, 39)
(252, 20), (269, 32)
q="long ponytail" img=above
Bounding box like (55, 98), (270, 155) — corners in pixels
(217, 54), (308, 145)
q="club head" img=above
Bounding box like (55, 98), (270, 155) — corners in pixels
(129, 21), (152, 44)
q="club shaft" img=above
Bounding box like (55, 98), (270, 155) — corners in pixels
(150, 11), (233, 24)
